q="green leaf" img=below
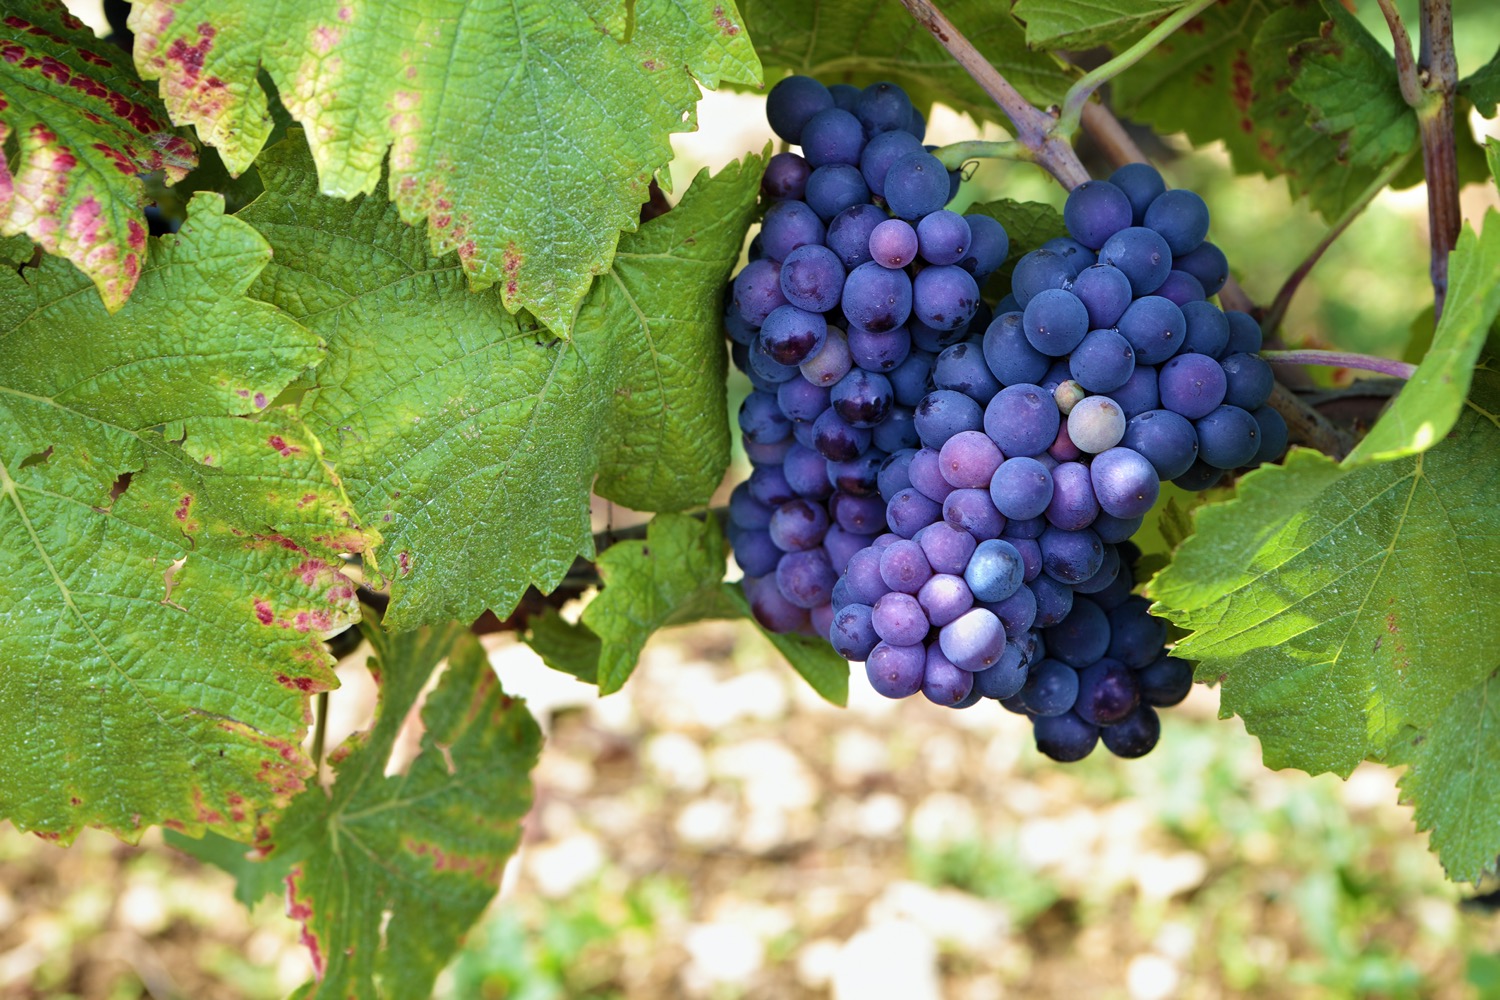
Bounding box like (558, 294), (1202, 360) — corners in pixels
(1488, 136), (1500, 192)
(1286, 0), (1416, 170)
(524, 608), (602, 684)
(1148, 370), (1500, 778)
(1391, 669), (1500, 884)
(722, 583), (849, 705)
(965, 198), (1067, 296)
(0, 232), (34, 265)
(164, 828), (291, 907)
(0, 196), (356, 843)
(237, 135), (761, 628)
(0, 0), (197, 309)
(266, 621), (541, 1000)
(1347, 213), (1500, 464)
(584, 513), (733, 694)
(1013, 0), (1190, 49)
(1460, 44), (1500, 117)
(737, 0), (1072, 119)
(129, 0), (761, 336)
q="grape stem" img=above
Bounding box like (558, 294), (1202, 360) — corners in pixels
(1054, 0), (1218, 138)
(1261, 150), (1415, 338)
(895, 0), (1090, 188)
(931, 140), (1031, 171)
(1261, 350), (1418, 380)
(1266, 383), (1355, 460)
(312, 691), (329, 780)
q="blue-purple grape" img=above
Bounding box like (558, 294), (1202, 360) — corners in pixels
(1064, 179), (1133, 249)
(1144, 188), (1210, 255)
(766, 75), (834, 144)
(984, 383), (1061, 458)
(1220, 352), (1274, 410)
(1157, 351), (1226, 419)
(1089, 447), (1160, 519)
(1195, 404), (1260, 469)
(1121, 409), (1199, 480)
(982, 312), (1051, 387)
(1039, 524), (1104, 584)
(867, 642), (926, 698)
(916, 210), (972, 265)
(1108, 162), (1165, 225)
(1098, 226), (1172, 296)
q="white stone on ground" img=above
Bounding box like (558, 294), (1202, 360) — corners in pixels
(1126, 953), (1181, 1000)
(526, 832), (603, 899)
(909, 791), (980, 845)
(644, 732), (709, 792)
(868, 881), (1009, 953)
(681, 921), (764, 996)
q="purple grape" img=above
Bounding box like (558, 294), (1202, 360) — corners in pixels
(943, 488), (1006, 540)
(1101, 705), (1161, 758)
(1064, 180), (1133, 249)
(867, 642), (926, 698)
(1122, 409), (1198, 480)
(1109, 364), (1160, 419)
(800, 327), (853, 386)
(1003, 534), (1042, 582)
(739, 390), (791, 444)
(964, 538), (1024, 602)
(1031, 574), (1075, 628)
(869, 218), (919, 268)
(1069, 329), (1135, 394)
(847, 324), (912, 373)
(1033, 712), (1099, 761)
(825, 526), (875, 575)
(884, 151), (950, 220)
(831, 369), (895, 428)
(830, 82), (862, 112)
(987, 581), (1038, 636)
(1090, 562), (1135, 611)
(812, 407), (872, 461)
(982, 311), (1051, 387)
(1042, 236), (1095, 275)
(1108, 162), (1166, 225)
(1045, 597), (1110, 667)
(1180, 300), (1231, 358)
(843, 262), (913, 333)
(826, 203), (885, 269)
(922, 646), (976, 704)
(1049, 423), (1084, 468)
(844, 548), (890, 605)
(806, 163), (871, 222)
(729, 482), (773, 530)
(1117, 295), (1186, 365)
(860, 130), (926, 197)
(762, 151), (811, 201)
(989, 457), (1054, 521)
(878, 449), (918, 501)
(1106, 596), (1168, 668)
(760, 200), (826, 262)
(984, 383), (1061, 458)
(889, 349), (936, 406)
(918, 573), (975, 627)
(769, 498), (830, 551)
(908, 447), (955, 502)
(914, 389), (984, 448)
(872, 406), (920, 453)
(1174, 241), (1229, 296)
(745, 575), (811, 633)
(912, 265), (981, 332)
(871, 591), (929, 646)
(909, 316), (965, 354)
(1067, 395), (1127, 454)
(938, 607), (1007, 671)
(732, 259), (788, 327)
(879, 538), (934, 594)
(1144, 188), (1210, 255)
(1043, 461), (1099, 531)
(1224, 311), (1263, 354)
(766, 75), (834, 144)
(1040, 525), (1104, 584)
(1157, 352), (1226, 419)
(887, 486), (942, 538)
(830, 603), (880, 660)
(972, 643), (1029, 699)
(1019, 658), (1079, 716)
(733, 529), (780, 576)
(1011, 249), (1074, 307)
(777, 548), (837, 608)
(1092, 513), (1144, 547)
(745, 436), (794, 465)
(777, 379), (831, 423)
(1195, 404), (1260, 469)
(916, 210), (972, 265)
(748, 463), (795, 506)
(1155, 269), (1205, 306)
(1220, 352), (1274, 410)
(1173, 459), (1225, 492)
(1138, 656), (1194, 707)
(1071, 264), (1133, 330)
(827, 452), (885, 496)
(960, 214), (1009, 277)
(938, 429), (1003, 489)
(1098, 226), (1172, 296)
(933, 341), (1000, 403)
(1073, 543), (1121, 595)
(801, 107), (865, 168)
(1074, 658), (1139, 725)
(856, 81), (915, 136)
(915, 521), (977, 575)
(1089, 447), (1160, 519)
(779, 244), (846, 312)
(1022, 288), (1090, 357)
(1251, 405), (1289, 465)
(760, 305), (828, 366)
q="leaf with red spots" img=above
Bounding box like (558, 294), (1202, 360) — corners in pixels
(1146, 367), (1500, 879)
(236, 134), (763, 628)
(736, 0), (1070, 120)
(1012, 0), (1193, 49)
(129, 0), (760, 337)
(0, 194), (349, 843)
(0, 0), (197, 309)
(263, 621), (541, 999)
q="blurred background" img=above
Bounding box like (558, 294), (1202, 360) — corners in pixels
(8, 3), (1498, 998)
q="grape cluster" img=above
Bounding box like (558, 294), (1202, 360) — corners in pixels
(724, 75), (1007, 640)
(725, 76), (1284, 762)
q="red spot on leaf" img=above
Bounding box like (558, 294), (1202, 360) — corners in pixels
(268, 434), (300, 457)
(254, 599), (274, 625)
(398, 551), (411, 576)
(296, 493), (318, 509)
(253, 392), (268, 409)
(275, 673), (320, 693)
(174, 494), (193, 521)
(286, 869), (326, 979)
(712, 5), (741, 34)
(293, 558), (331, 585)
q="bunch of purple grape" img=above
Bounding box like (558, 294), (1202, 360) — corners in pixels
(724, 75), (1280, 761)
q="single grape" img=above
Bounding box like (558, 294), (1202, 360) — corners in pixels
(884, 151), (950, 220)
(1137, 656), (1194, 707)
(872, 406), (920, 453)
(1173, 241), (1229, 296)
(1074, 658), (1140, 725)
(784, 444), (834, 499)
(1089, 447), (1160, 519)
(1121, 409), (1199, 480)
(1070, 263), (1133, 330)
(860, 130), (926, 197)
(1019, 658), (1080, 716)
(1072, 543), (1121, 595)
(878, 449), (918, 502)
(1220, 352), (1274, 410)
(831, 368), (895, 428)
(760, 199), (826, 262)
(777, 378), (831, 423)
(812, 407), (872, 461)
(943, 488), (1005, 540)
(732, 259), (788, 327)
(916, 521), (978, 575)
(844, 548), (891, 605)
(908, 447), (956, 502)
(933, 341), (1000, 403)
(914, 389), (984, 449)
(1144, 188), (1210, 255)
(1069, 329), (1136, 394)
(1040, 524), (1104, 584)
(826, 203), (885, 269)
(938, 429), (1003, 489)
(1011, 249), (1075, 307)
(916, 210), (972, 265)
(1173, 458), (1225, 492)
(1158, 352), (1227, 419)
(842, 262), (913, 333)
(964, 538), (1025, 602)
(982, 311), (1051, 387)
(800, 327), (853, 386)
(1041, 236), (1095, 276)
(1064, 180), (1133, 249)
(1223, 310), (1263, 354)
(869, 218), (919, 268)
(831, 491), (887, 534)
(830, 603), (880, 660)
(1031, 574), (1075, 628)
(762, 151), (812, 201)
(829, 82), (862, 112)
(1098, 226), (1172, 296)
(871, 591), (929, 646)
(989, 457), (1054, 520)
(746, 575), (812, 633)
(856, 81), (915, 136)
(1034, 711), (1099, 761)
(984, 383), (1061, 458)
(938, 607), (1007, 671)
(1090, 511), (1143, 545)
(1195, 404), (1260, 469)
(748, 463), (796, 506)
(866, 641), (926, 698)
(733, 529), (781, 576)
(729, 481), (773, 530)
(1054, 382), (1088, 418)
(959, 214), (1010, 277)
(922, 646), (977, 704)
(777, 244), (846, 314)
(1251, 405), (1289, 466)
(801, 107), (865, 168)
(1067, 395), (1127, 454)
(912, 265), (981, 332)
(738, 390), (791, 444)
(886, 486), (943, 538)
(1101, 705), (1161, 758)
(847, 324), (912, 373)
(918, 573), (975, 627)
(776, 547), (837, 608)
(987, 581), (1038, 637)
(1106, 596), (1168, 668)
(766, 75), (835, 143)
(827, 452), (885, 497)
(1154, 269), (1206, 306)
(1043, 461), (1100, 531)
(1180, 300), (1230, 358)
(1045, 597), (1111, 667)
(1108, 365), (1160, 419)
(744, 435), (794, 465)
(825, 525), (876, 575)
(1116, 295), (1186, 365)
(1022, 288), (1090, 357)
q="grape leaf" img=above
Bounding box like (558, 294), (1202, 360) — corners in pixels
(584, 513), (735, 694)
(1012, 0), (1189, 49)
(1391, 669), (1500, 884)
(0, 195), (359, 843)
(967, 198), (1066, 268)
(1460, 44), (1500, 117)
(237, 135), (762, 628)
(128, 0), (761, 337)
(264, 621), (541, 1000)
(164, 828), (290, 907)
(736, 0), (1072, 120)
(1347, 213), (1500, 464)
(1148, 367), (1500, 779)
(0, 0), (197, 309)
(522, 515), (850, 704)
(1286, 0), (1415, 170)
